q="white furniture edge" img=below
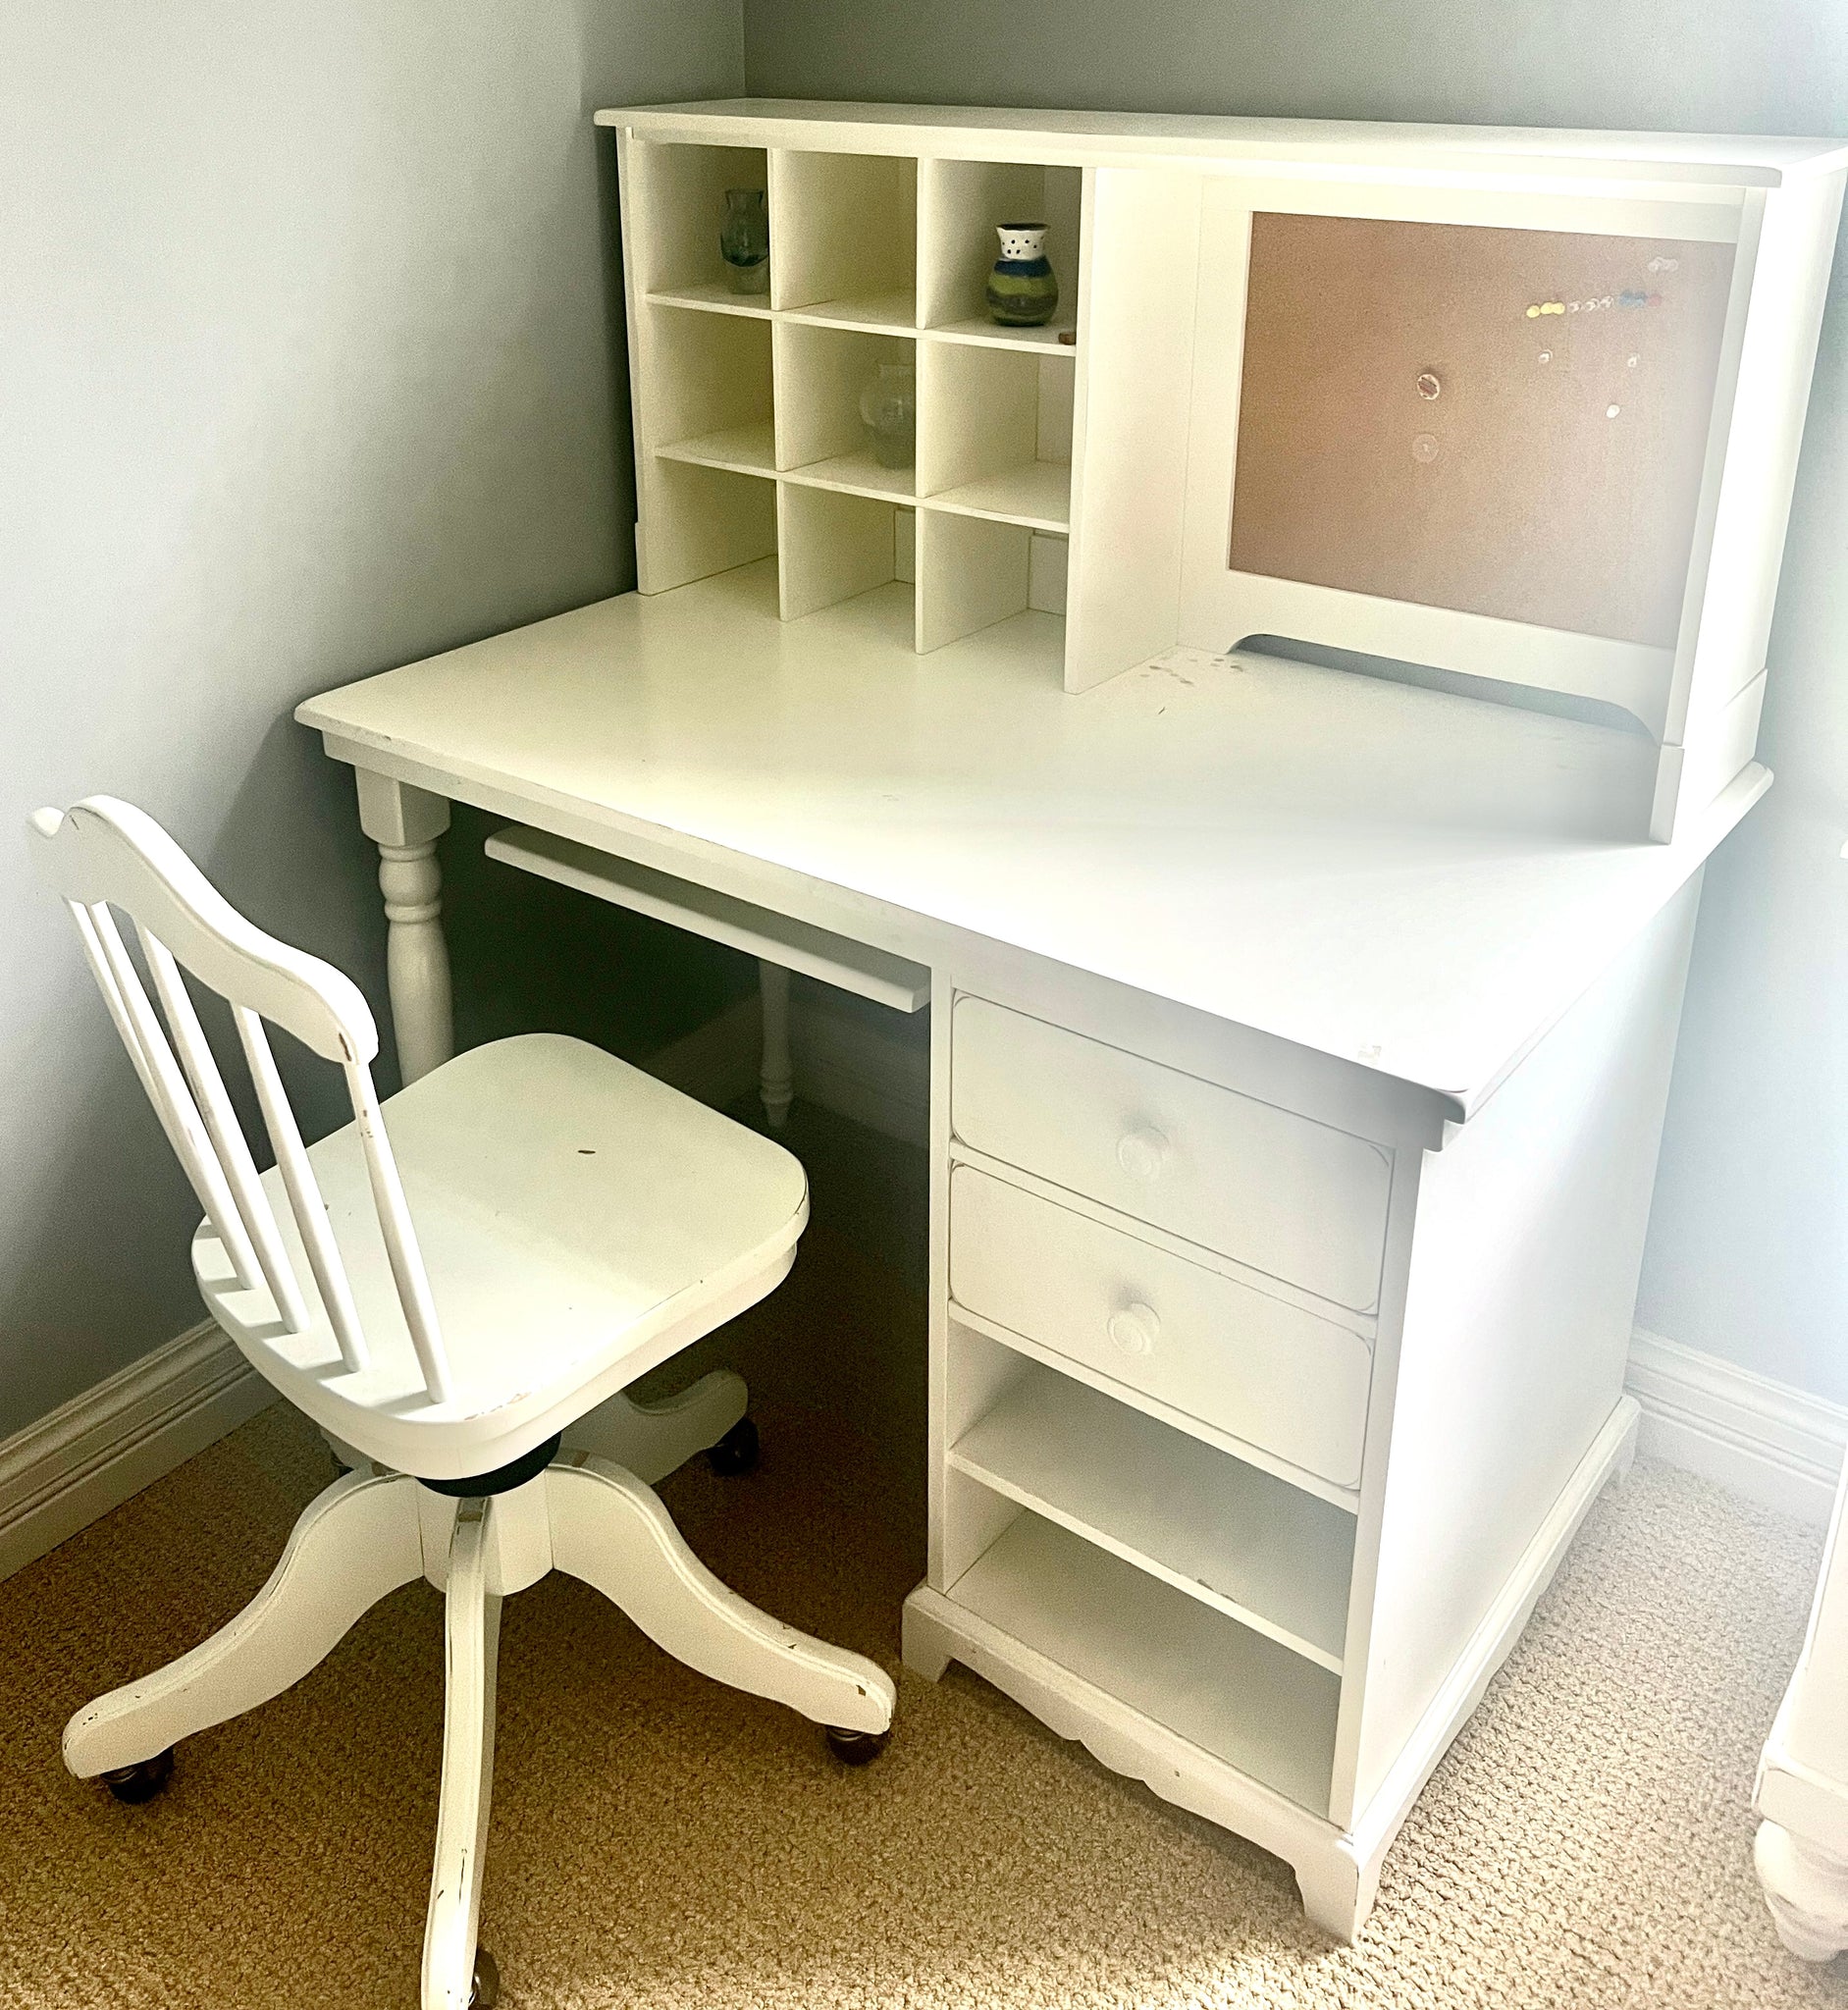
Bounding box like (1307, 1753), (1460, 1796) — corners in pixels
(904, 1395), (1638, 1939)
(596, 99), (1848, 187)
(485, 822), (931, 1012)
(0, 1320), (269, 1583)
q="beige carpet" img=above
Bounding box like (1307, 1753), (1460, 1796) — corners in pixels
(2, 1116), (1844, 2008)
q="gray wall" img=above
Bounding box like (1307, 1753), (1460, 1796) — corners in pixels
(740, 0), (1848, 1403)
(0, 2), (744, 1439)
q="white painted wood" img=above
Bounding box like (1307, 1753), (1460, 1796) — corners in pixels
(300, 570), (1758, 1114)
(623, 137), (769, 298)
(0, 1320), (266, 1585)
(773, 318), (917, 482)
(1628, 1327), (1848, 1524)
(484, 823), (930, 1010)
(62, 1468), (425, 1777)
(777, 480), (903, 621)
(1346, 879), (1700, 1819)
(1650, 665), (1769, 842)
(354, 768), (454, 1084)
(757, 958), (794, 1128)
(949, 1362), (1354, 1669)
(423, 1500), (500, 2010)
(949, 1164), (1374, 1490)
(1063, 167), (1199, 693)
(600, 102), (1848, 189)
(768, 146), (917, 319)
(1756, 1825), (1848, 1961)
(655, 422), (777, 478)
(561, 1371), (749, 1486)
(549, 1456), (896, 1732)
(918, 156), (1082, 339)
(949, 1510), (1341, 1815)
(916, 508), (1035, 653)
(953, 993), (1393, 1309)
(918, 342), (1072, 528)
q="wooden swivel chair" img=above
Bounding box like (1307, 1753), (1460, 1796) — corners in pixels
(30, 796), (895, 2010)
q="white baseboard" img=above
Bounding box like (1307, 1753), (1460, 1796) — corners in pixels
(1627, 1328), (1848, 1525)
(0, 1321), (271, 1583)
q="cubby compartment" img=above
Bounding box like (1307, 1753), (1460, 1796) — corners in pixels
(952, 1508), (1341, 1815)
(770, 150), (918, 330)
(777, 482), (912, 623)
(947, 1334), (1354, 1672)
(637, 457), (776, 595)
(920, 343), (1073, 531)
(775, 323), (917, 500)
(920, 158), (1083, 349)
(916, 511), (1051, 655)
(644, 307), (775, 477)
(630, 141), (772, 312)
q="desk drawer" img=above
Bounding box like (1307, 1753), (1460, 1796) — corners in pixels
(951, 996), (1391, 1311)
(949, 1165), (1371, 1489)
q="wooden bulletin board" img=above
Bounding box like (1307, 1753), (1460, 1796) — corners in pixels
(1228, 214), (1736, 649)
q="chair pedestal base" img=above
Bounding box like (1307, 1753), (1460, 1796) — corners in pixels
(64, 1454), (896, 2010)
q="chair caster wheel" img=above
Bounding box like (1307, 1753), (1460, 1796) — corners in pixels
(708, 1415), (760, 1477)
(468, 1947), (500, 2008)
(825, 1724), (890, 1766)
(101, 1747), (175, 1805)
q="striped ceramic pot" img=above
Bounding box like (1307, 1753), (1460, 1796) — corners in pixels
(986, 223), (1059, 327)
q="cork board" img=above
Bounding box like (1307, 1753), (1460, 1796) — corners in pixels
(1228, 214), (1736, 649)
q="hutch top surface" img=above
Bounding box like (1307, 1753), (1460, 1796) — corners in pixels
(598, 99), (1848, 185)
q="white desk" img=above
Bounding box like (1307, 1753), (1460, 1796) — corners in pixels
(299, 556), (1757, 1935)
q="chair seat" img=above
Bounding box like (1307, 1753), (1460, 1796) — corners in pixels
(192, 1034), (808, 1479)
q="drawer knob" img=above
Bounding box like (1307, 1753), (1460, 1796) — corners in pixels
(1116, 1126), (1171, 1181)
(1107, 1301), (1160, 1356)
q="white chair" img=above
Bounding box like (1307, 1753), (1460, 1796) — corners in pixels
(29, 796), (896, 2010)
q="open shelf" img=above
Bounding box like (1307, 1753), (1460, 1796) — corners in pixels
(920, 158), (1082, 346)
(783, 290), (918, 335)
(771, 150), (917, 325)
(953, 1510), (1340, 1815)
(646, 281), (772, 320)
(656, 422), (776, 478)
(775, 321), (917, 497)
(778, 483), (912, 623)
(628, 141), (770, 301)
(950, 1355), (1353, 1671)
(920, 343), (1073, 531)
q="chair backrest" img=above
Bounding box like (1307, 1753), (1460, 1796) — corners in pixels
(29, 797), (453, 1403)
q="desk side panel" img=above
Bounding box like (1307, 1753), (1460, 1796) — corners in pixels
(1346, 872), (1703, 1820)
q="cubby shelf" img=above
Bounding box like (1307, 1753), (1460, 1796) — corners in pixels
(784, 451), (916, 502)
(925, 317), (1078, 354)
(656, 423), (777, 477)
(926, 463), (1070, 533)
(647, 283), (772, 319)
(952, 1511), (1341, 1816)
(783, 290), (918, 335)
(950, 1365), (1353, 1672)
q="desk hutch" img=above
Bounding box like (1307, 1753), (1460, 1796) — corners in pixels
(298, 99), (1847, 1936)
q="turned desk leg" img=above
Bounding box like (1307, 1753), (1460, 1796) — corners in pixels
(759, 958), (793, 1129)
(354, 770), (453, 1085)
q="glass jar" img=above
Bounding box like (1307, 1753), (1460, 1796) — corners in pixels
(859, 361), (916, 468)
(719, 188), (769, 294)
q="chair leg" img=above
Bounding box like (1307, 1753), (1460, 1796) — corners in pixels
(64, 1469), (425, 1780)
(547, 1458), (895, 1735)
(758, 958), (793, 1129)
(559, 1369), (749, 1485)
(423, 1500), (502, 2010)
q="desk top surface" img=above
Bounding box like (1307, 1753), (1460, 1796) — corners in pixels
(297, 560), (1763, 1118)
